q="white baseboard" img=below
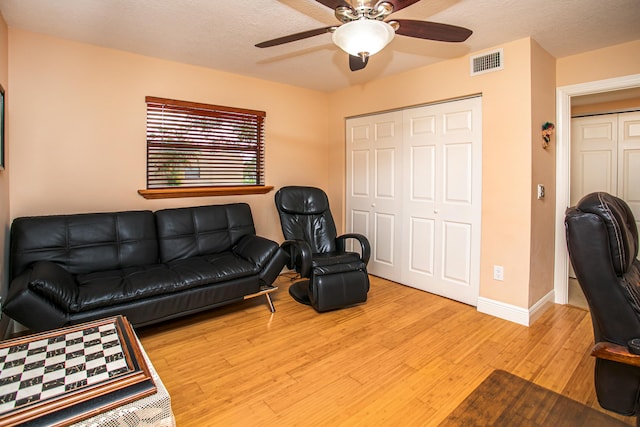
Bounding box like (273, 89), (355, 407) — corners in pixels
(477, 290), (555, 326)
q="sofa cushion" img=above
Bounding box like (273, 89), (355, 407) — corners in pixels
(155, 203), (256, 263)
(10, 211), (158, 278)
(75, 252), (257, 312)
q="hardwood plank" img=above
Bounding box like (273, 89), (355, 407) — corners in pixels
(535, 313), (594, 392)
(136, 275), (636, 426)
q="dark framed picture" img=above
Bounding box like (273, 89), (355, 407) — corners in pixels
(0, 83), (4, 170)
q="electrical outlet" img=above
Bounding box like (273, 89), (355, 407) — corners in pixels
(493, 265), (504, 281)
(537, 184), (545, 199)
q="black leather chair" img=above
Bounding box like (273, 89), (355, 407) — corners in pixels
(565, 192), (640, 421)
(275, 186), (371, 312)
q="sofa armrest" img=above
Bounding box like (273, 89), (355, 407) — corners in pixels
(591, 341), (640, 367)
(23, 261), (79, 311)
(3, 261), (75, 331)
(233, 235), (280, 269)
(336, 233), (371, 265)
(280, 240), (312, 277)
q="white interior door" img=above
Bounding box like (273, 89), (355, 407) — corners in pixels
(570, 115), (618, 206)
(570, 111), (640, 279)
(618, 111), (640, 234)
(346, 111), (403, 281)
(346, 97), (482, 306)
(401, 98), (482, 306)
(570, 115), (617, 279)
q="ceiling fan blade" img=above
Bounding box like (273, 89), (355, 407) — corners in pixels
(378, 0), (422, 13)
(391, 19), (472, 42)
(255, 26), (336, 48)
(349, 54), (369, 71)
(314, 0), (353, 10)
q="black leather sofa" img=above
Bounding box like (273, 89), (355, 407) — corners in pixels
(3, 203), (288, 332)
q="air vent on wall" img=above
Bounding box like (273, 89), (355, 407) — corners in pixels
(470, 48), (503, 76)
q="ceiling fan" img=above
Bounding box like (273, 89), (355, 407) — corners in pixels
(255, 0), (472, 72)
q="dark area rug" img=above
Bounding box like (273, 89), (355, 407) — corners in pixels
(440, 369), (630, 426)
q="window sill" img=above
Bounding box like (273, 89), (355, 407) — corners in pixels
(138, 186), (274, 199)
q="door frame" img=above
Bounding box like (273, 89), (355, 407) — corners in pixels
(554, 73), (640, 304)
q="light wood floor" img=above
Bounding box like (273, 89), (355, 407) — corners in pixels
(569, 277), (589, 310)
(136, 275), (635, 426)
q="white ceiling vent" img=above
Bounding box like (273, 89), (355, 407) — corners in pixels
(470, 48), (503, 76)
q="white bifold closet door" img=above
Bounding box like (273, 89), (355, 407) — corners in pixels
(571, 111), (640, 241)
(346, 97), (482, 306)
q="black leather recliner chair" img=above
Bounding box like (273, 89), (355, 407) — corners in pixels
(565, 192), (640, 421)
(275, 186), (371, 312)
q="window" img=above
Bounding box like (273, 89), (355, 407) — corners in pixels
(140, 96), (271, 198)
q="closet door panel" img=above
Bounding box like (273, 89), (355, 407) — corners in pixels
(619, 111), (640, 235)
(351, 149), (370, 197)
(375, 148), (396, 198)
(580, 151), (614, 194)
(374, 213), (395, 266)
(406, 141), (437, 285)
(621, 149), (640, 234)
(350, 209), (369, 241)
(443, 142), (473, 205)
(346, 111), (403, 280)
(571, 116), (617, 205)
(621, 150), (640, 201)
(402, 97), (481, 305)
(442, 221), (472, 285)
(409, 217), (435, 275)
(443, 109), (473, 133)
(410, 145), (435, 201)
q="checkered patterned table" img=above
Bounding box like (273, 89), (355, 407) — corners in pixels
(0, 322), (128, 413)
(0, 316), (174, 426)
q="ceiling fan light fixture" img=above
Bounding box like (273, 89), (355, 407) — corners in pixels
(332, 19), (395, 58)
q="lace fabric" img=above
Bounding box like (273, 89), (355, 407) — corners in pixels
(71, 339), (175, 427)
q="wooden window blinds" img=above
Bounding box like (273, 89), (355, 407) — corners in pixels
(145, 96), (266, 189)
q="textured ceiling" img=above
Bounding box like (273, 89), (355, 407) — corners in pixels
(0, 0), (639, 93)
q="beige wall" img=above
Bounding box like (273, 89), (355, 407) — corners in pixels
(572, 97), (640, 116)
(328, 38), (539, 308)
(8, 29), (331, 244)
(528, 40), (557, 306)
(557, 40), (640, 87)
(0, 14), (8, 310)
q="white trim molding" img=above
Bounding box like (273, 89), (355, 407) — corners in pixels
(477, 290), (555, 326)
